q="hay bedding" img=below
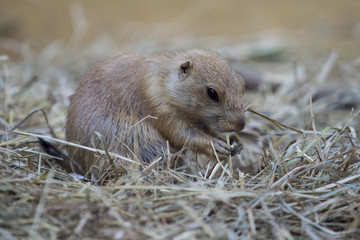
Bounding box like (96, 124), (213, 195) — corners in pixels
(0, 39), (359, 240)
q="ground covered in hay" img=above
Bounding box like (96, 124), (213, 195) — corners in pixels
(1, 33), (360, 239)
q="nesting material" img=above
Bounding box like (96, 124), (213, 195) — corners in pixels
(0, 36), (359, 239)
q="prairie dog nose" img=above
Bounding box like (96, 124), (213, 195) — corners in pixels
(238, 115), (246, 131)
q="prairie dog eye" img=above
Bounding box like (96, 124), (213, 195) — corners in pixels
(207, 87), (219, 102)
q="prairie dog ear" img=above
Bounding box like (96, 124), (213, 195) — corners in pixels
(178, 60), (192, 80)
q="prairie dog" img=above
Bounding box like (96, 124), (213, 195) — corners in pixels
(66, 49), (246, 177)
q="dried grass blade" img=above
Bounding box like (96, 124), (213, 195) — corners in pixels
(248, 108), (304, 134)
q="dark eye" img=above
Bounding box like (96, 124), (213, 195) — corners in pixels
(207, 87), (219, 102)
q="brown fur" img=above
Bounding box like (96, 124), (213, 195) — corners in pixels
(66, 49), (246, 178)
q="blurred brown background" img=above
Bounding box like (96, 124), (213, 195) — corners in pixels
(1, 0), (360, 58)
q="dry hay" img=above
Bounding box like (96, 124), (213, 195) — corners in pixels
(0, 35), (360, 240)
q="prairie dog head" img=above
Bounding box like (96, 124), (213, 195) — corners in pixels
(146, 49), (246, 136)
